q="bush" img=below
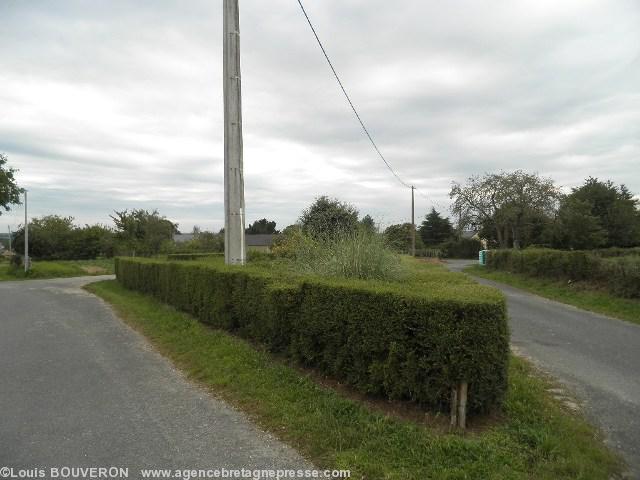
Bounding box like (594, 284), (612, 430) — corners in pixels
(601, 257), (640, 298)
(115, 257), (509, 414)
(486, 248), (640, 298)
(591, 247), (640, 258)
(9, 254), (23, 270)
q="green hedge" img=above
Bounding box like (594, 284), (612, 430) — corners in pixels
(115, 258), (509, 414)
(441, 238), (483, 259)
(591, 247), (640, 258)
(486, 248), (640, 298)
(166, 253), (224, 261)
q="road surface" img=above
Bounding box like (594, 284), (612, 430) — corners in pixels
(0, 276), (311, 473)
(446, 259), (640, 477)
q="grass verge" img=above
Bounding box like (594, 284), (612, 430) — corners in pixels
(86, 279), (622, 479)
(0, 258), (114, 281)
(466, 265), (640, 326)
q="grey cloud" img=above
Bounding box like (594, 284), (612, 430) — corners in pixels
(0, 0), (638, 232)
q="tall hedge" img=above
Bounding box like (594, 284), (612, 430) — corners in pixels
(486, 248), (640, 298)
(115, 258), (509, 414)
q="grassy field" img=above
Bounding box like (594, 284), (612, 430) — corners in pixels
(466, 265), (640, 326)
(0, 258), (114, 281)
(86, 279), (622, 479)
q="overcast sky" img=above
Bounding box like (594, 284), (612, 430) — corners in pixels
(1, 0), (638, 233)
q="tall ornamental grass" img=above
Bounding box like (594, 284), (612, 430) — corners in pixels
(274, 227), (406, 281)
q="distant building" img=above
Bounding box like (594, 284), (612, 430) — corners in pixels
(172, 232), (276, 252)
(173, 233), (195, 243)
(246, 234), (276, 253)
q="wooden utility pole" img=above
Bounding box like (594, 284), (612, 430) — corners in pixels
(411, 186), (416, 256)
(223, 0), (246, 265)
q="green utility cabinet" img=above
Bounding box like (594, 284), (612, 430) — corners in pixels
(479, 250), (488, 266)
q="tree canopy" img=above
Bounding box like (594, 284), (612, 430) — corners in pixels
(384, 223), (424, 253)
(451, 171), (561, 248)
(12, 215), (114, 259)
(553, 178), (640, 249)
(419, 208), (453, 246)
(246, 218), (279, 235)
(300, 196), (359, 240)
(0, 153), (21, 214)
(110, 209), (178, 256)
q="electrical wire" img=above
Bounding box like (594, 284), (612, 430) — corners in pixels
(295, 0), (412, 189)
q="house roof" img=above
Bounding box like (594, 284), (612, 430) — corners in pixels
(246, 234), (276, 247)
(173, 233), (276, 247)
(173, 233), (195, 243)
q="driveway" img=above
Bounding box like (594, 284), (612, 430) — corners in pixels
(446, 259), (640, 477)
(0, 276), (311, 473)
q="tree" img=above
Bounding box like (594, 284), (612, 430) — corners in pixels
(13, 216), (75, 259)
(360, 214), (376, 233)
(246, 218), (279, 234)
(0, 153), (21, 214)
(450, 171), (561, 249)
(300, 196), (359, 240)
(419, 208), (453, 246)
(110, 209), (178, 256)
(560, 178), (640, 248)
(384, 223), (424, 253)
(552, 198), (607, 250)
(12, 216), (114, 259)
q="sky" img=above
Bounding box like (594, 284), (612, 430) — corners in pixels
(1, 0), (639, 233)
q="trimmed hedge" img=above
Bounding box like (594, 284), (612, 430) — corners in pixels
(115, 257), (509, 414)
(486, 248), (640, 298)
(166, 253), (223, 261)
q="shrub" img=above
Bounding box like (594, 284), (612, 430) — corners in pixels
(486, 248), (640, 298)
(9, 254), (23, 270)
(115, 257), (509, 414)
(601, 257), (640, 298)
(591, 247), (640, 258)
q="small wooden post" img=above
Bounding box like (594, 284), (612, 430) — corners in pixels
(457, 382), (468, 430)
(450, 387), (458, 428)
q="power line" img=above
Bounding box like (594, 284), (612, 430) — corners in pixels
(295, 0), (411, 189)
(415, 187), (449, 212)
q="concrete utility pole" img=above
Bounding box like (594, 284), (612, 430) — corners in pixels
(24, 190), (29, 272)
(8, 226), (12, 253)
(223, 0), (246, 265)
(411, 186), (416, 257)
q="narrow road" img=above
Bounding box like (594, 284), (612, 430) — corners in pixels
(0, 277), (310, 473)
(446, 260), (640, 477)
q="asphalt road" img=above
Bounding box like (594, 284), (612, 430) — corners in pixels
(446, 259), (640, 477)
(0, 276), (311, 474)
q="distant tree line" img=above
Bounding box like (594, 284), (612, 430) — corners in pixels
(10, 209), (178, 260)
(450, 172), (640, 250)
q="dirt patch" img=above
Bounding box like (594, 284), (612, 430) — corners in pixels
(415, 257), (445, 265)
(81, 266), (108, 275)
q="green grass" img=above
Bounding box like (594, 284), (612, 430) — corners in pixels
(86, 279), (622, 479)
(466, 265), (640, 326)
(0, 258), (114, 281)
